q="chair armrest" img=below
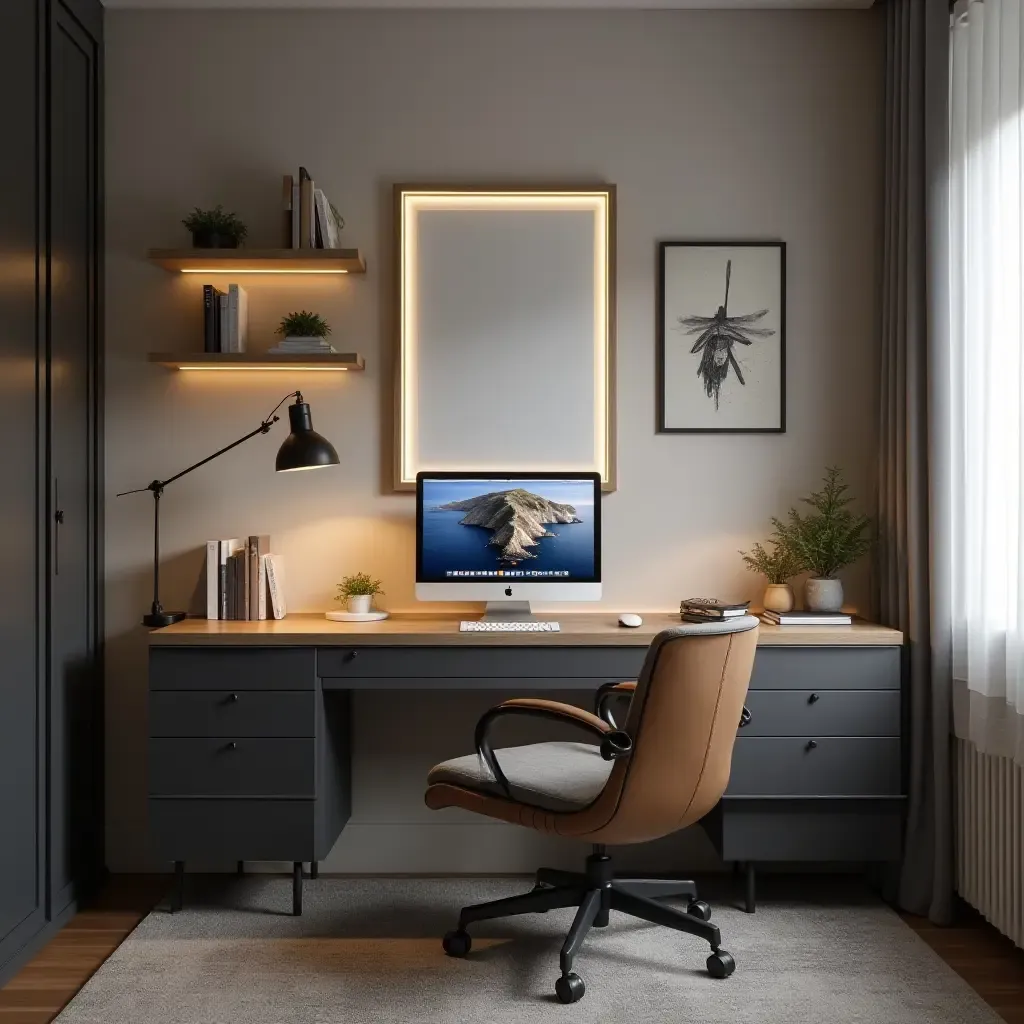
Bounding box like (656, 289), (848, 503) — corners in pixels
(595, 681), (636, 728)
(474, 698), (632, 799)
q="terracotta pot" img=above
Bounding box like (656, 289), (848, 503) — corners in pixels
(347, 594), (372, 614)
(762, 583), (795, 614)
(805, 577), (844, 613)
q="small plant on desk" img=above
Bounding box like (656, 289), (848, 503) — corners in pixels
(740, 533), (802, 614)
(336, 572), (384, 615)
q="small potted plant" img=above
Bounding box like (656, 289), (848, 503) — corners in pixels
(277, 311), (332, 344)
(740, 534), (802, 613)
(779, 466), (872, 613)
(336, 572), (384, 615)
(181, 205), (248, 249)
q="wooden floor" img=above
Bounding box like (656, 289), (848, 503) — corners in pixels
(0, 877), (1021, 1024)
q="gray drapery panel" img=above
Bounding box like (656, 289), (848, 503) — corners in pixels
(879, 0), (952, 924)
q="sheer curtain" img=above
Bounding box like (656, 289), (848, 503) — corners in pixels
(950, 0), (1024, 766)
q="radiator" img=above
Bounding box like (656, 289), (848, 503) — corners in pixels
(955, 738), (1024, 948)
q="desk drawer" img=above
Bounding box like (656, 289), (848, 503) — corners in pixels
(149, 691), (315, 738)
(742, 690), (900, 737)
(149, 738), (315, 797)
(150, 648), (315, 691)
(727, 737), (901, 796)
(316, 647), (645, 680)
(749, 648), (900, 691)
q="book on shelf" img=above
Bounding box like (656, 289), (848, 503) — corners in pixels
(202, 285), (221, 353)
(298, 166), (314, 249)
(282, 174), (294, 248)
(264, 553), (287, 619)
(314, 188), (343, 249)
(761, 610), (853, 626)
(680, 598), (751, 620)
(227, 284), (249, 354)
(218, 293), (230, 351)
(268, 340), (338, 355)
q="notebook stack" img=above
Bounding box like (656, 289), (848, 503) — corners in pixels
(680, 598), (751, 624)
(205, 536), (287, 620)
(761, 610), (852, 626)
(267, 337), (338, 355)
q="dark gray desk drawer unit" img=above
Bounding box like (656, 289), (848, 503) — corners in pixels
(711, 643), (905, 909)
(148, 645), (351, 916)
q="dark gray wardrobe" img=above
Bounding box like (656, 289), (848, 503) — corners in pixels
(0, 0), (103, 984)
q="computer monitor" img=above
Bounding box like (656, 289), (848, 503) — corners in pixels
(416, 471), (601, 618)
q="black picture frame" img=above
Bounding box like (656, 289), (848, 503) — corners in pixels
(656, 240), (786, 434)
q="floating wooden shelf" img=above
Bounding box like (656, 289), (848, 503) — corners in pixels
(148, 352), (365, 371)
(146, 248), (366, 274)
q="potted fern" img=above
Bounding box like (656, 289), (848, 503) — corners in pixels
(336, 572), (384, 615)
(181, 205), (248, 249)
(277, 311), (332, 346)
(777, 467), (872, 613)
(740, 535), (802, 613)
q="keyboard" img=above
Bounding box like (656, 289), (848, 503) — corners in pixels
(460, 621), (561, 632)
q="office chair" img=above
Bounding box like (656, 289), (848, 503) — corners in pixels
(424, 617), (758, 1004)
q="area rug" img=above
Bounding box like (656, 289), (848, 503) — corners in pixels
(55, 878), (1000, 1023)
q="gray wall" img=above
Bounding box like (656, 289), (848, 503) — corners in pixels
(105, 8), (883, 872)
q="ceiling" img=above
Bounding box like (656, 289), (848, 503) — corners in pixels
(102, 1), (873, 10)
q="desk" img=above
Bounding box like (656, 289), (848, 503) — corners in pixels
(147, 613), (904, 914)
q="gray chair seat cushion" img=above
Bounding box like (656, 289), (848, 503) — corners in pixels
(427, 741), (613, 812)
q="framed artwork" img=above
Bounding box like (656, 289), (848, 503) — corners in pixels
(657, 241), (786, 433)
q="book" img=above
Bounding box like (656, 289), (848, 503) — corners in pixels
(681, 598), (751, 614)
(298, 167), (314, 249)
(268, 341), (337, 354)
(291, 183), (300, 249)
(218, 539), (243, 619)
(203, 285), (218, 353)
(314, 189), (341, 249)
(282, 174), (294, 247)
(227, 284), (248, 354)
(264, 553), (287, 619)
(218, 293), (230, 352)
(247, 535), (271, 620)
(761, 611), (853, 626)
(681, 606), (749, 620)
(205, 541), (219, 619)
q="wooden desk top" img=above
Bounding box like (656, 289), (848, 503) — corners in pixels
(148, 613), (903, 648)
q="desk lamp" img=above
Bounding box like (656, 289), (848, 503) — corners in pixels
(118, 390), (339, 627)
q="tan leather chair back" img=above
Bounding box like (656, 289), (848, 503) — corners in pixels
(578, 618), (759, 845)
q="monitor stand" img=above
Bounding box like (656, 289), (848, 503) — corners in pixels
(481, 601), (536, 623)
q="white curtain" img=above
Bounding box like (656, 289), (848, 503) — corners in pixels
(950, 0), (1024, 766)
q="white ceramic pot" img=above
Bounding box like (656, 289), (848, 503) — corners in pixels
(347, 594), (372, 614)
(762, 583), (795, 614)
(804, 577), (843, 613)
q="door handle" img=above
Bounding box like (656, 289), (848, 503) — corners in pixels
(805, 740), (818, 752)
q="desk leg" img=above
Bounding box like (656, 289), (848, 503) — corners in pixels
(171, 861), (184, 913)
(292, 862), (303, 916)
(237, 861), (244, 877)
(744, 862), (756, 914)
(310, 861), (319, 879)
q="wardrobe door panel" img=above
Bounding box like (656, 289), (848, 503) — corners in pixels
(49, 0), (101, 913)
(0, 0), (44, 957)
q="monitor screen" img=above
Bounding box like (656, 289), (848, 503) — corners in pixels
(417, 473), (600, 584)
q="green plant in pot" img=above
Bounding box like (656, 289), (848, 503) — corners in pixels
(336, 572), (384, 615)
(181, 205), (248, 249)
(777, 466), (872, 613)
(277, 311), (332, 343)
(740, 533), (802, 613)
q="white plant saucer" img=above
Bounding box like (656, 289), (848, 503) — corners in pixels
(325, 610), (390, 623)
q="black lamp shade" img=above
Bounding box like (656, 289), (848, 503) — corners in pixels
(275, 398), (340, 472)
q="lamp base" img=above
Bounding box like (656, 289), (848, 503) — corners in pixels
(143, 610), (187, 628)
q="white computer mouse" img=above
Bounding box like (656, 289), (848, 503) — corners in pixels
(618, 613), (643, 628)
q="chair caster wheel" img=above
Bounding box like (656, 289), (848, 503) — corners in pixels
(687, 899), (712, 922)
(706, 949), (736, 978)
(555, 972), (585, 1004)
(442, 929), (472, 957)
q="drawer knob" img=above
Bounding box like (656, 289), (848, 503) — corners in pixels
(805, 739), (818, 752)
(345, 650), (358, 662)
(226, 741), (237, 751)
(808, 693), (820, 705)
(228, 693), (239, 703)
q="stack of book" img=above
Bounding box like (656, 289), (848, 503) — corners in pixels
(205, 536), (287, 620)
(282, 166), (344, 250)
(268, 337), (338, 355)
(202, 283), (249, 353)
(680, 598), (751, 623)
(761, 610), (852, 626)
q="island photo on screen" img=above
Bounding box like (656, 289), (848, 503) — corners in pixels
(420, 478), (596, 581)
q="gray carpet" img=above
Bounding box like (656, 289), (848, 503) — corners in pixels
(56, 878), (1001, 1023)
